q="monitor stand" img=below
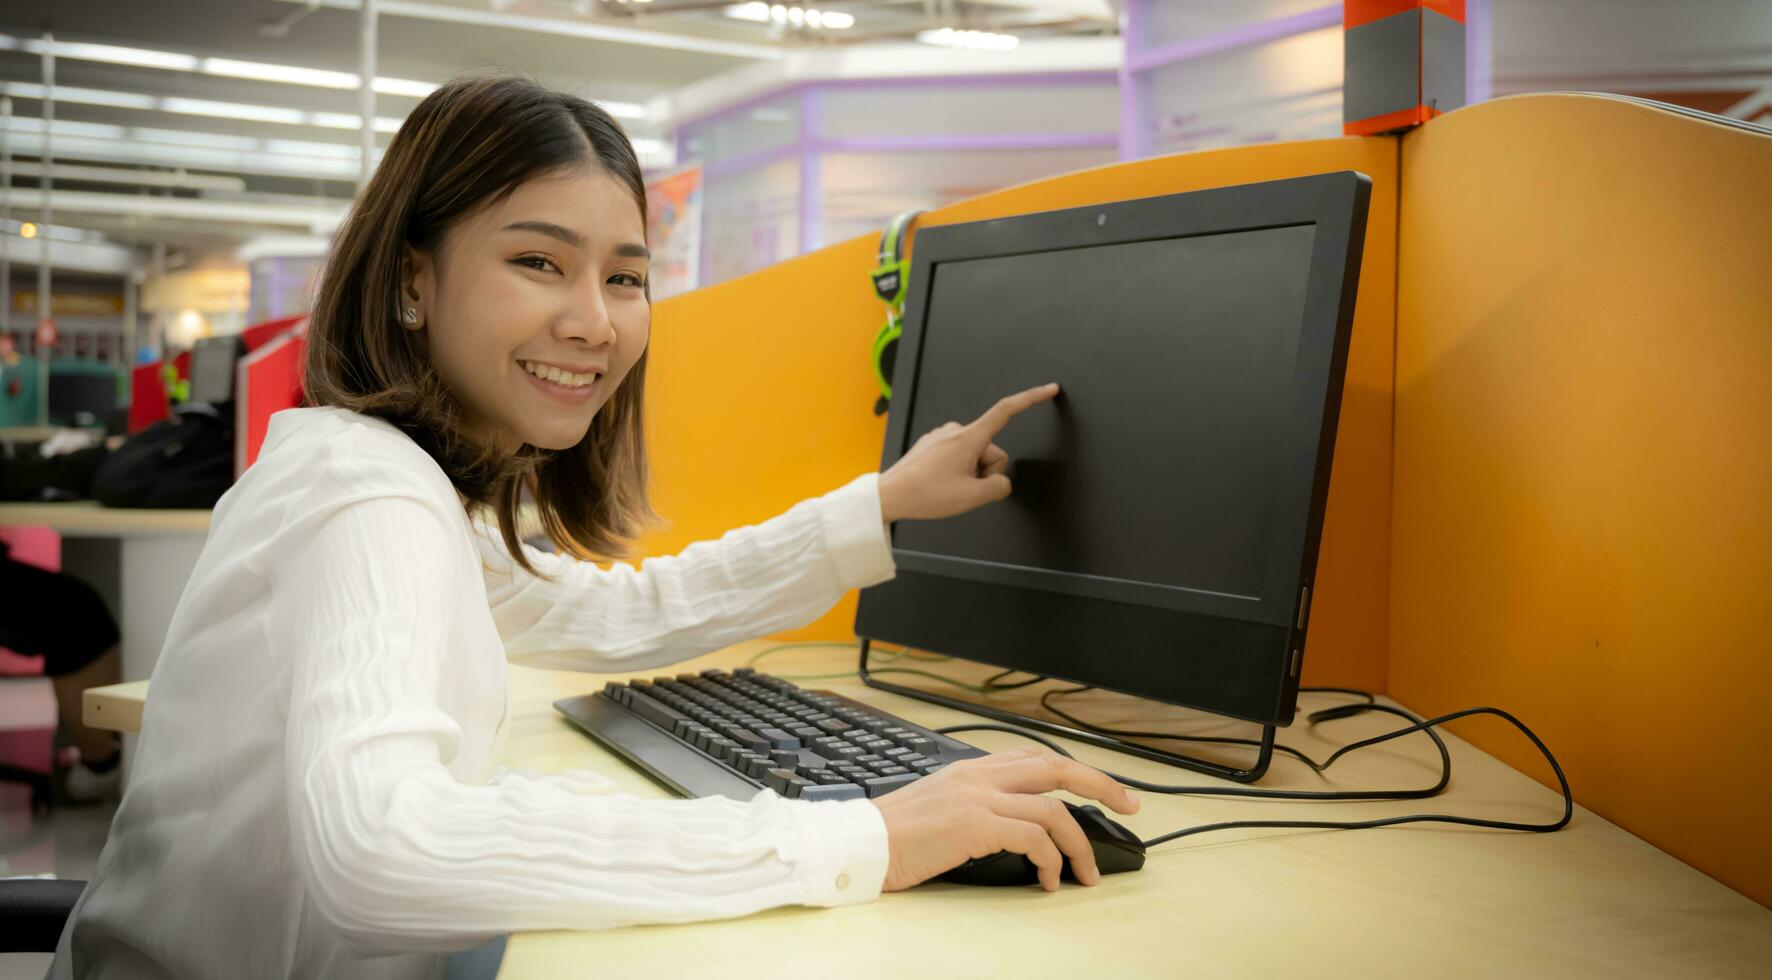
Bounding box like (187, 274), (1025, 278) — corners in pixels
(857, 638), (1276, 783)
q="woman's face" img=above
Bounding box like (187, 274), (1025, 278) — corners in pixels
(406, 168), (651, 451)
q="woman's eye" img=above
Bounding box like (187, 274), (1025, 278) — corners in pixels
(611, 273), (647, 289)
(512, 255), (560, 274)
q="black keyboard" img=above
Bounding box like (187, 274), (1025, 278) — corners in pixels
(554, 668), (987, 802)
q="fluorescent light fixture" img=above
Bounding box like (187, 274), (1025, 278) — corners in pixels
(162, 97), (307, 125)
(724, 3), (851, 30)
(132, 127), (260, 150)
(268, 0), (783, 60)
(916, 27), (1019, 51)
(310, 111), (406, 133)
(264, 138), (360, 160)
(200, 58), (358, 89)
(597, 100), (646, 120)
(0, 81), (156, 110)
(370, 77), (437, 98)
(0, 32), (435, 99)
(236, 235), (334, 263)
(2, 116), (129, 140)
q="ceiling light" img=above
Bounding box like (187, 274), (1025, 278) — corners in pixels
(724, 2), (851, 30)
(19, 222), (38, 239)
(133, 127), (260, 151)
(161, 97), (308, 125)
(595, 100), (647, 120)
(916, 27), (1019, 51)
(0, 81), (156, 110)
(0, 32), (435, 99)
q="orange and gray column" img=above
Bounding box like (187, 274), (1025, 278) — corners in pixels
(1344, 0), (1467, 136)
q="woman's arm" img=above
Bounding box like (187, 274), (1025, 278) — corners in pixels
(276, 494), (888, 951)
(476, 472), (894, 673)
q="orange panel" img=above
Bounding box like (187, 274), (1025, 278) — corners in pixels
(642, 137), (1400, 693)
(1345, 0), (1464, 30)
(1395, 95), (1772, 907)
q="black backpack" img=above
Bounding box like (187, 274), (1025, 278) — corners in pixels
(91, 406), (235, 509)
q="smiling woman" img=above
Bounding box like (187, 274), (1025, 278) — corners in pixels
(305, 74), (660, 574)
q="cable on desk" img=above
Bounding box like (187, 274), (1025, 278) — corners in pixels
(938, 704), (1572, 849)
(1035, 684), (1384, 773)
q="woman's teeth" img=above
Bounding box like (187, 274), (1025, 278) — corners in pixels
(520, 360), (598, 389)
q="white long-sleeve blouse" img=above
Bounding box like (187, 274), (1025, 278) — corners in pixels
(50, 405), (898, 979)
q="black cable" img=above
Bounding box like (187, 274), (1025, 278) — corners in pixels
(979, 669), (1049, 692)
(1035, 685), (1387, 773)
(937, 705), (1572, 849)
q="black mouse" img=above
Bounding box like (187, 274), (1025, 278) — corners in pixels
(936, 802), (1146, 887)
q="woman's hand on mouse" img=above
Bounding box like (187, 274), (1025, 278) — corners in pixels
(877, 382), (1060, 524)
(869, 747), (1139, 893)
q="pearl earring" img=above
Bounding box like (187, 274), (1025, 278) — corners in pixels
(402, 307), (419, 325)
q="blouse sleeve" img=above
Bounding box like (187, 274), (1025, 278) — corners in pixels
(477, 472), (896, 673)
(272, 492), (890, 952)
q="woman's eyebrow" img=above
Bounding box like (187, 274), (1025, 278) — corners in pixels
(502, 220), (585, 248)
(614, 242), (650, 260)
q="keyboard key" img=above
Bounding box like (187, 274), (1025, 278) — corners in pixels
(770, 749), (801, 768)
(625, 689), (691, 731)
(863, 773), (920, 798)
(764, 768), (797, 794)
(740, 756), (774, 779)
(877, 765), (911, 776)
(727, 728), (770, 753)
(816, 718), (852, 734)
(756, 727), (801, 750)
(905, 736), (938, 752)
(883, 747), (914, 759)
(800, 783), (866, 801)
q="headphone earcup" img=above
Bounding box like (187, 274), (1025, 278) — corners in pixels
(870, 316), (902, 415)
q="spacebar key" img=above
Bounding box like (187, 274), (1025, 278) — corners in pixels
(624, 688), (691, 731)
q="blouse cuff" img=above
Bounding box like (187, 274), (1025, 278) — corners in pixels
(818, 472), (896, 590)
(784, 794), (891, 907)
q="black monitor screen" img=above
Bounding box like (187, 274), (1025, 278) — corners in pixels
(893, 224), (1316, 606)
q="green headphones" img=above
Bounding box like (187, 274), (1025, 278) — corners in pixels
(869, 208), (925, 415)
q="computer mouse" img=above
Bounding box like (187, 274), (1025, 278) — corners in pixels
(935, 802), (1146, 887)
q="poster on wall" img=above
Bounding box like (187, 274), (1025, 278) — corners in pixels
(644, 164), (703, 301)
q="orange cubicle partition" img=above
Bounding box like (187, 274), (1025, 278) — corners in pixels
(1390, 94), (1772, 908)
(637, 91), (1768, 909)
(640, 138), (1400, 694)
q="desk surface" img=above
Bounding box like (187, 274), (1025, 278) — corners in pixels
(85, 641), (1772, 977)
(0, 501), (211, 536)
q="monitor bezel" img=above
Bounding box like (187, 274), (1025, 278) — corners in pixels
(856, 171), (1371, 728)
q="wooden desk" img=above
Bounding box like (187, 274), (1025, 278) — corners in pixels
(82, 642), (1772, 977)
(0, 501), (211, 537)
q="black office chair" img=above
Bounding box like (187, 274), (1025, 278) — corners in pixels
(0, 876), (84, 953)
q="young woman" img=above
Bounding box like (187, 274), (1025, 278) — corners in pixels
(51, 75), (1136, 979)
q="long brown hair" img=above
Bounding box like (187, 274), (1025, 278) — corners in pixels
(305, 74), (660, 574)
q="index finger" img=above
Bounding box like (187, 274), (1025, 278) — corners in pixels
(967, 382), (1061, 440)
(991, 751), (1140, 815)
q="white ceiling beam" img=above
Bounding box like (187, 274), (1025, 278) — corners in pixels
(266, 0), (784, 60)
(2, 186), (349, 230)
(1, 161), (246, 192)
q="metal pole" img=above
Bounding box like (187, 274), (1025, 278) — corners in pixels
(358, 0), (378, 189)
(123, 269), (138, 370)
(1, 96), (11, 342)
(37, 31), (54, 426)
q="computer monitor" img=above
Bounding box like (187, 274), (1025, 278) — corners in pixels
(853, 171), (1371, 782)
(189, 335), (245, 406)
